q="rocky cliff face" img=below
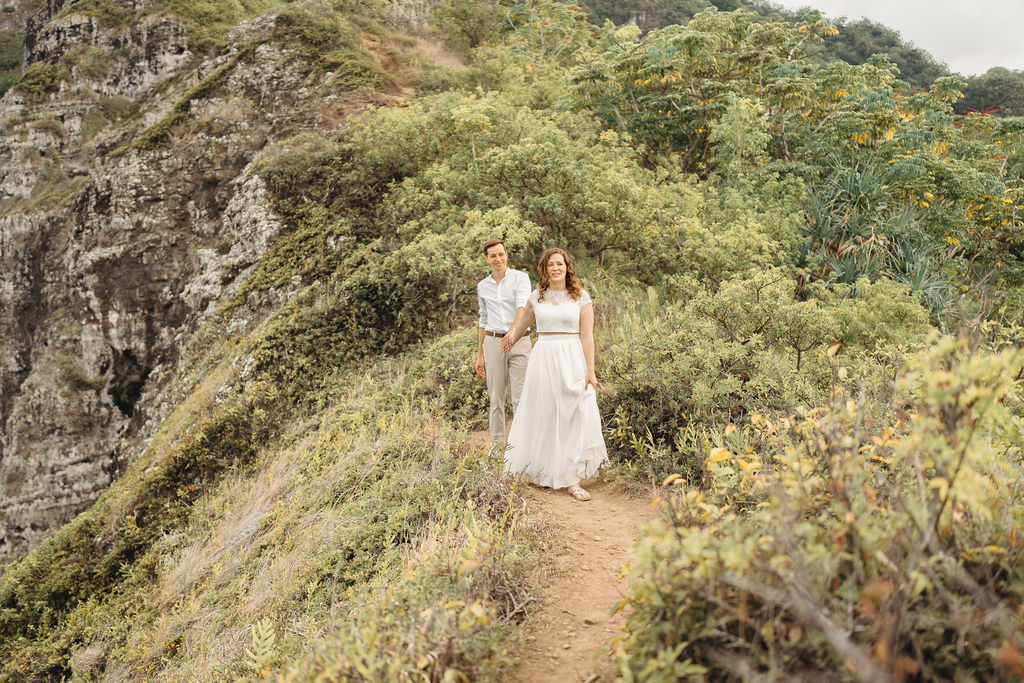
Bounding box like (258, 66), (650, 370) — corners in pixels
(0, 0), (427, 561)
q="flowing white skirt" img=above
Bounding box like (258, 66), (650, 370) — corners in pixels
(503, 335), (608, 488)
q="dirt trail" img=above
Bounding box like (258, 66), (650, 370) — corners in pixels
(512, 481), (656, 682)
(468, 431), (657, 682)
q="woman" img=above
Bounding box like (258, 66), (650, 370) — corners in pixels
(500, 247), (608, 501)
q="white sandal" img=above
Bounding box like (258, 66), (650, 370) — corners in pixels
(568, 485), (591, 501)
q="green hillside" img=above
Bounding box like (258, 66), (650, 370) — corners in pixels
(1, 0), (1023, 680)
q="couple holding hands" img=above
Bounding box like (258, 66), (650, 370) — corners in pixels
(475, 240), (608, 501)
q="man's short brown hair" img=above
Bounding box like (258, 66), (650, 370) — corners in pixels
(482, 239), (505, 256)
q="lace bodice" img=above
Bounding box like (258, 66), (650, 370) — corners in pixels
(528, 287), (593, 333)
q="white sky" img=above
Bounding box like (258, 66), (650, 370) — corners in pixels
(772, 0), (1024, 76)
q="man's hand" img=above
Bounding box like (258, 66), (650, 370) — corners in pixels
(475, 354), (486, 378)
(500, 335), (514, 353)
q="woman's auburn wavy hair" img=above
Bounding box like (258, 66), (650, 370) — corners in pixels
(537, 247), (582, 302)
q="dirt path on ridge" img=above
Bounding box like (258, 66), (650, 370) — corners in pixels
(467, 431), (657, 682)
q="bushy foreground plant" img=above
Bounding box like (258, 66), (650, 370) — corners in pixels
(615, 335), (1024, 681)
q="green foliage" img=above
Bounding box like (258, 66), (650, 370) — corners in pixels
(571, 7), (1022, 315)
(56, 0), (134, 27)
(154, 0), (282, 53)
(394, 327), (491, 426)
(431, 0), (506, 52)
(379, 93), (678, 268)
(271, 3), (392, 89)
(799, 158), (952, 316)
(616, 335), (1024, 680)
(58, 357), (106, 393)
(601, 271), (930, 486)
(570, 8), (839, 171)
(504, 0), (593, 65)
(12, 61), (69, 103)
(0, 30), (22, 96)
(61, 44), (114, 80)
(581, 2), (949, 91)
(244, 618), (277, 673)
(957, 67), (1024, 116)
(815, 17), (949, 90)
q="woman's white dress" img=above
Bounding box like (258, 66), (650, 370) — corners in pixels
(503, 288), (609, 488)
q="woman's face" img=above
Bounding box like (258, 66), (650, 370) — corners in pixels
(546, 253), (567, 285)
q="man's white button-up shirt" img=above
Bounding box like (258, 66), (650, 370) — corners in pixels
(477, 268), (531, 333)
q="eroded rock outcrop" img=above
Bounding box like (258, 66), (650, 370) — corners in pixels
(0, 0), (414, 561)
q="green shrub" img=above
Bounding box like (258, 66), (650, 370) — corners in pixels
(154, 0), (282, 53)
(600, 271), (931, 486)
(0, 31), (21, 84)
(616, 336), (1024, 680)
(430, 0), (505, 52)
(12, 61), (68, 103)
(387, 326), (490, 427)
(57, 357), (105, 392)
(271, 4), (393, 88)
(56, 0), (134, 26)
(61, 44), (114, 80)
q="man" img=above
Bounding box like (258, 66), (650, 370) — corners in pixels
(476, 239), (532, 445)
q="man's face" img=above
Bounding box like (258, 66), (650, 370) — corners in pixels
(485, 244), (508, 273)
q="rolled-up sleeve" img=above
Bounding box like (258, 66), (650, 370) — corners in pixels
(514, 271), (531, 309)
(478, 289), (488, 328)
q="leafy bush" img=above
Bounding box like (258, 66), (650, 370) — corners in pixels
(154, 0), (282, 53)
(272, 3), (393, 88)
(616, 335), (1024, 680)
(430, 0), (506, 52)
(406, 328), (490, 424)
(56, 0), (134, 27)
(0, 30), (21, 96)
(600, 271), (931, 486)
(61, 44), (114, 80)
(12, 62), (69, 103)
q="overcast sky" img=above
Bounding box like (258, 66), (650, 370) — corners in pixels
(772, 0), (1024, 76)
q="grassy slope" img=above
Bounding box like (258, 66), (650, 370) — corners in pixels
(0, 315), (540, 680)
(0, 3), (545, 680)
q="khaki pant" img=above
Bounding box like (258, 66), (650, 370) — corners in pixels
(483, 335), (531, 444)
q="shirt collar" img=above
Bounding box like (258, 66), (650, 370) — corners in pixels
(487, 268), (514, 284)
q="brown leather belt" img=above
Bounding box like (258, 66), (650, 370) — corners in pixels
(484, 330), (506, 338)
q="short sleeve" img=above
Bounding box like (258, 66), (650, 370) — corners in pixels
(514, 271), (531, 308)
(578, 289), (592, 307)
(528, 289), (540, 306)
